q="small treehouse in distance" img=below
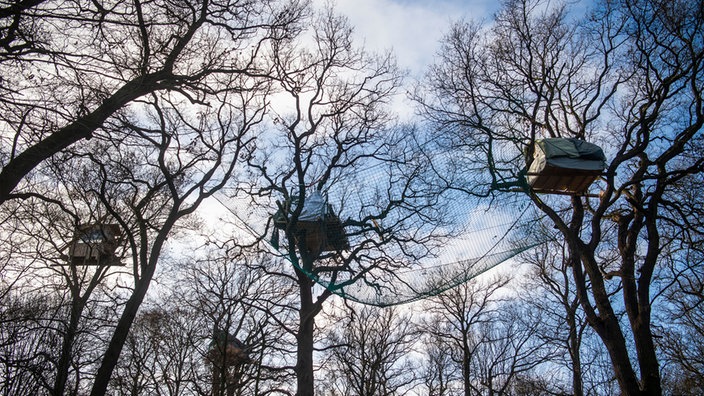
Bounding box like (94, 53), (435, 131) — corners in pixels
(526, 138), (607, 195)
(207, 328), (250, 396)
(272, 190), (349, 258)
(207, 329), (250, 367)
(67, 224), (122, 266)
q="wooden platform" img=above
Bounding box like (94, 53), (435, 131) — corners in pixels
(527, 165), (602, 195)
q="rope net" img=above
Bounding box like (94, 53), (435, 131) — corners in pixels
(221, 163), (545, 307)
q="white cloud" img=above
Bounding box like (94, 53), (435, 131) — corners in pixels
(317, 0), (498, 77)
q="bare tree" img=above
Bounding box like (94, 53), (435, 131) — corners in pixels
(0, 291), (59, 395)
(518, 239), (595, 396)
(0, 57), (271, 394)
(1, 1), (310, 389)
(109, 305), (197, 396)
(87, 82), (271, 395)
(471, 304), (559, 396)
(420, 276), (510, 396)
(659, 241), (704, 394)
(102, 246), (299, 396)
(419, 275), (557, 396)
(415, 0), (704, 394)
(178, 249), (298, 395)
(420, 333), (461, 396)
(0, 0), (306, 204)
(321, 305), (417, 396)
(0, 179), (129, 396)
(236, 7), (451, 395)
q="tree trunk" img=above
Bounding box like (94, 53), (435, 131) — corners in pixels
(462, 334), (471, 396)
(572, 251), (645, 396)
(89, 229), (169, 396)
(292, 248), (333, 396)
(295, 269), (316, 396)
(53, 298), (83, 396)
(54, 274), (104, 396)
(88, 269), (155, 396)
(567, 312), (584, 396)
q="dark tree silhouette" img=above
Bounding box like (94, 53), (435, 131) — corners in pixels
(1, 1), (310, 393)
(322, 305), (417, 395)
(0, 0), (306, 205)
(420, 276), (507, 396)
(237, 8), (452, 395)
(415, 0), (704, 394)
(518, 239), (594, 396)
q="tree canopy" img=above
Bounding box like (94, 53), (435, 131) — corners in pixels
(1, 0), (703, 395)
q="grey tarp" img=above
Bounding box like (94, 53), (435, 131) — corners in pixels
(273, 190), (328, 226)
(526, 138), (606, 194)
(529, 138), (606, 173)
(271, 190), (349, 253)
(298, 190), (328, 221)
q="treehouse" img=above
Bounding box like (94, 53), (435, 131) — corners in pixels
(272, 190), (349, 257)
(207, 329), (250, 367)
(67, 223), (122, 266)
(526, 138), (607, 195)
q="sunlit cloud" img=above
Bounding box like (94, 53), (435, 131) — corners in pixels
(316, 0), (499, 77)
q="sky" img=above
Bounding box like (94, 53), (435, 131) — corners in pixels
(314, 0), (500, 78)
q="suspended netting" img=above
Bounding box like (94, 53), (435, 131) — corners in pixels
(218, 162), (546, 307)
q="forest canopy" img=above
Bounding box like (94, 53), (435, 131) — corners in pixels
(1, 0), (703, 395)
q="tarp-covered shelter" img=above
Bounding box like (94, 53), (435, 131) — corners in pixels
(207, 329), (250, 367)
(68, 224), (122, 265)
(272, 190), (349, 257)
(526, 138), (607, 195)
